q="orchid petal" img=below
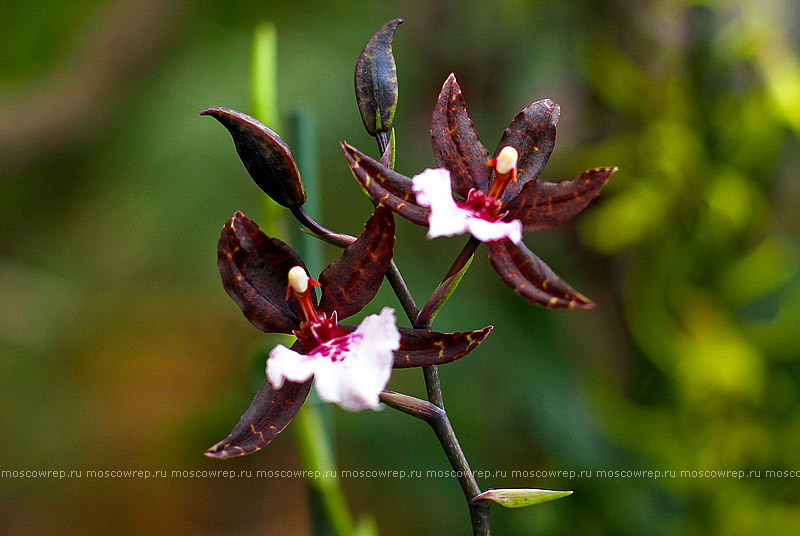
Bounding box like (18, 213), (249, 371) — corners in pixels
(486, 239), (594, 309)
(504, 168), (616, 232)
(431, 74), (491, 198)
(314, 308), (399, 410)
(218, 212), (309, 333)
(205, 341), (311, 459)
(393, 326), (493, 368)
(266, 345), (318, 389)
(342, 142), (430, 226)
(319, 206), (395, 320)
(493, 99), (559, 203)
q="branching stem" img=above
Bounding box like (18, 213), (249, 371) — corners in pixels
(291, 177), (490, 535)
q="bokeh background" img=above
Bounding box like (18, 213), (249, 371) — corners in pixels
(2, 0), (800, 534)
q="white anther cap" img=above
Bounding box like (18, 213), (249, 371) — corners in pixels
(288, 266), (310, 294)
(495, 146), (519, 174)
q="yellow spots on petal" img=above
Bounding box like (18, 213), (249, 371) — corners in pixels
(541, 278), (550, 289)
(548, 297), (559, 306)
(397, 202), (405, 210)
(380, 193), (390, 202)
(250, 425), (266, 442)
(269, 425), (277, 431)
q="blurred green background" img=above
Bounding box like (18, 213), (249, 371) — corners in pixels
(2, 0), (799, 534)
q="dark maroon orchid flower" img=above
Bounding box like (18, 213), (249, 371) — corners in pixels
(342, 74), (616, 309)
(206, 206), (491, 458)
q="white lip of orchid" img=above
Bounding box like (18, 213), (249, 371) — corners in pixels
(266, 307), (400, 411)
(495, 146), (518, 175)
(288, 266), (310, 294)
(411, 168), (523, 244)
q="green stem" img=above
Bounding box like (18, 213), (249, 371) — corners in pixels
(252, 26), (358, 536)
(294, 400), (354, 536)
(294, 201), (489, 534)
(364, 135), (489, 534)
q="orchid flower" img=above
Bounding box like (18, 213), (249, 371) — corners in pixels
(206, 206), (491, 458)
(343, 74), (617, 309)
(411, 146), (523, 244)
(267, 267), (399, 411)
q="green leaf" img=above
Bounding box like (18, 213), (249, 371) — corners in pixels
(417, 254), (473, 325)
(380, 127), (396, 170)
(470, 488), (573, 508)
(352, 516), (379, 536)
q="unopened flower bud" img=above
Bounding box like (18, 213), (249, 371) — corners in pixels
(354, 19), (403, 137)
(201, 107), (306, 207)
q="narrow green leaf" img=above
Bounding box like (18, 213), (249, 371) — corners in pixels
(418, 255), (473, 325)
(251, 22), (280, 130)
(250, 22), (287, 235)
(352, 516), (379, 536)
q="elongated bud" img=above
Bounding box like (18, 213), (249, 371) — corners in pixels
(470, 488), (573, 508)
(354, 19), (402, 137)
(201, 107), (306, 207)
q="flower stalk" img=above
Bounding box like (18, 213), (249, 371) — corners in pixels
(204, 18), (609, 536)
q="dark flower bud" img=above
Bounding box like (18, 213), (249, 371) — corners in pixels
(201, 107), (305, 207)
(354, 19), (402, 137)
